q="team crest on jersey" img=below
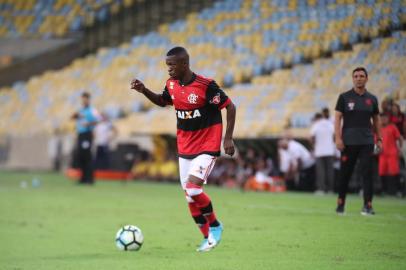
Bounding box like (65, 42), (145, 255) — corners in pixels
(209, 93), (221, 105)
(169, 82), (175, 89)
(187, 93), (198, 104)
(348, 101), (355, 110)
(365, 98), (372, 106)
(176, 109), (201, 119)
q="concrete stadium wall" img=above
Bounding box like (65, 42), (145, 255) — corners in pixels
(4, 134), (52, 170)
(2, 134), (74, 171)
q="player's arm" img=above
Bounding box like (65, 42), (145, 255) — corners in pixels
(371, 97), (382, 148)
(224, 102), (236, 156)
(130, 79), (167, 107)
(334, 111), (344, 151)
(398, 136), (404, 149)
(84, 108), (101, 127)
(393, 126), (403, 150)
(206, 80), (236, 156)
(71, 112), (80, 120)
(372, 114), (382, 138)
(334, 94), (345, 151)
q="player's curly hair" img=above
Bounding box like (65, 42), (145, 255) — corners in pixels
(166, 46), (188, 56)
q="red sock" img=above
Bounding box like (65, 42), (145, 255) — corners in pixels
(185, 182), (218, 226)
(205, 209), (217, 225)
(188, 201), (209, 238)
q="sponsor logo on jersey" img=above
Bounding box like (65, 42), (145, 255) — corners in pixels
(176, 109), (201, 119)
(209, 93), (221, 105)
(187, 93), (198, 104)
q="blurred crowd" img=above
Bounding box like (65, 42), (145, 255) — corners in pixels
(129, 99), (406, 197)
(60, 92), (405, 196)
(304, 101), (406, 197)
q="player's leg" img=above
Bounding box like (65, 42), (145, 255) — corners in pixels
(78, 133), (87, 183)
(379, 155), (388, 194)
(337, 146), (359, 213)
(83, 132), (94, 184)
(326, 156), (335, 193)
(186, 175), (218, 252)
(358, 145), (375, 215)
(184, 154), (221, 251)
(178, 157), (209, 240)
(315, 157), (326, 193)
(387, 154), (401, 196)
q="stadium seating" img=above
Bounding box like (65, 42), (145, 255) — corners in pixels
(228, 30), (406, 135)
(0, 0), (126, 38)
(0, 0), (405, 137)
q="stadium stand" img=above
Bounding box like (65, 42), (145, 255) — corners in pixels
(0, 0), (128, 38)
(228, 31), (406, 136)
(0, 0), (405, 138)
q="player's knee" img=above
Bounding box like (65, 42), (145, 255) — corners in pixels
(188, 175), (205, 185)
(185, 181), (203, 197)
(185, 194), (194, 203)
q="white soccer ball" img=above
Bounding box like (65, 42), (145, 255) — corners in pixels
(115, 225), (144, 251)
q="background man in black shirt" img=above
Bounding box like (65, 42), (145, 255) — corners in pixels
(334, 67), (382, 215)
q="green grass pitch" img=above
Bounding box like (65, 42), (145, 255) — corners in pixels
(0, 171), (405, 270)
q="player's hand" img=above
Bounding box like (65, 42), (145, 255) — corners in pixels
(131, 79), (146, 93)
(223, 138), (235, 156)
(71, 112), (80, 119)
(376, 140), (383, 152)
(336, 138), (345, 151)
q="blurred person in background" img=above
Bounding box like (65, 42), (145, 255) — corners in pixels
(94, 113), (117, 170)
(278, 138), (315, 191)
(310, 112), (335, 194)
(244, 158), (273, 192)
(334, 67), (381, 215)
(322, 107), (334, 124)
(380, 98), (393, 116)
(278, 139), (297, 189)
(389, 103), (406, 136)
(71, 92), (100, 185)
(235, 154), (255, 189)
(157, 153), (178, 183)
(379, 113), (403, 196)
(131, 151), (151, 180)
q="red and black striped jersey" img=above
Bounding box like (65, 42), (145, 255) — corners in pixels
(159, 73), (231, 159)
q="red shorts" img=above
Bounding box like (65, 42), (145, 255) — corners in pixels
(379, 155), (400, 176)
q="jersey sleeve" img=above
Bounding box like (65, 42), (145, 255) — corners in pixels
(159, 86), (173, 106)
(206, 80), (231, 110)
(335, 94), (345, 113)
(89, 108), (102, 122)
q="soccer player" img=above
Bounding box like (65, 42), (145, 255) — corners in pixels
(130, 47), (236, 252)
(310, 112), (335, 194)
(334, 67), (382, 215)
